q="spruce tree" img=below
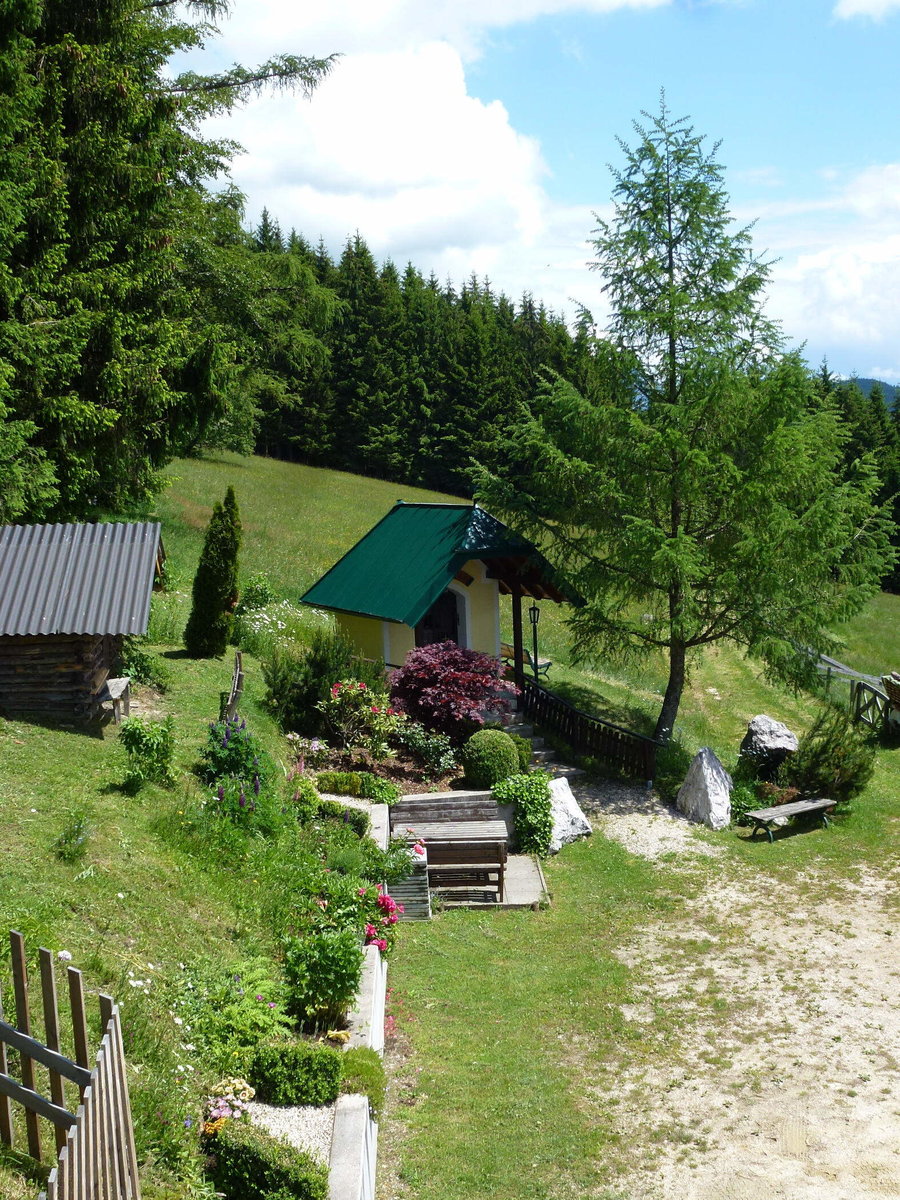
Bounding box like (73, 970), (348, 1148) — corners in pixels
(184, 487), (242, 658)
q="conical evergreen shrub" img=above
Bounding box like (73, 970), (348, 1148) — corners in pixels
(184, 486), (242, 657)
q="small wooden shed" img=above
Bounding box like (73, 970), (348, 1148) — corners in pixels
(301, 501), (578, 688)
(0, 521), (164, 720)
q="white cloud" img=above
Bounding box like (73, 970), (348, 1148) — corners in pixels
(200, 0), (670, 63)
(833, 0), (900, 18)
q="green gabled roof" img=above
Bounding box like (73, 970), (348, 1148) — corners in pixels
(300, 502), (575, 626)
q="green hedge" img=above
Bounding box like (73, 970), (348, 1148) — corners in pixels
(206, 1118), (328, 1199)
(340, 1046), (387, 1119)
(316, 799), (370, 837)
(460, 729), (519, 788)
(315, 770), (400, 806)
(249, 1040), (343, 1107)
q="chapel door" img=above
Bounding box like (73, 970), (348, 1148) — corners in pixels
(414, 590), (460, 647)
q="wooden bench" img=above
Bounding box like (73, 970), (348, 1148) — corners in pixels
(391, 796), (501, 828)
(748, 797), (836, 843)
(425, 838), (507, 903)
(500, 641), (551, 678)
(97, 676), (131, 724)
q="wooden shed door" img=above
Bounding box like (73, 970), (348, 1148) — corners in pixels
(414, 590), (460, 647)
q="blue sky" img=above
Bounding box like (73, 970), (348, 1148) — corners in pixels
(182, 0), (900, 380)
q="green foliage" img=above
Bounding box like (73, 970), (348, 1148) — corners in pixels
(729, 784), (768, 827)
(184, 488), (242, 658)
(205, 777), (288, 839)
(315, 771), (362, 797)
(340, 1046), (387, 1119)
(653, 740), (694, 804)
(264, 628), (385, 734)
(460, 729), (520, 788)
(476, 98), (894, 746)
(248, 1041), (342, 1107)
(494, 773), (553, 856)
(119, 716), (177, 793)
(53, 811), (92, 864)
(206, 1116), (328, 1200)
(782, 707), (877, 803)
(119, 637), (172, 693)
(198, 717), (277, 790)
(316, 678), (400, 757)
(316, 799), (371, 837)
(174, 959), (291, 1074)
(359, 774), (401, 805)
(289, 775), (320, 823)
(507, 733), (534, 773)
(283, 929), (364, 1028)
(392, 720), (458, 778)
(236, 572), (277, 615)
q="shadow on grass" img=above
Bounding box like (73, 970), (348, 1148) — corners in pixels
(0, 711), (106, 740)
(548, 678), (657, 738)
(0, 1143), (51, 1188)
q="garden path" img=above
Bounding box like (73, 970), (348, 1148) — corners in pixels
(570, 777), (900, 1200)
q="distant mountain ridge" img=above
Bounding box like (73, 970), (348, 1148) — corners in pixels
(851, 377), (897, 409)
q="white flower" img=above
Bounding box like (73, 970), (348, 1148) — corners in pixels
(173, 1016), (183, 1025)
(116, 893), (125, 900)
(57, 950), (73, 962)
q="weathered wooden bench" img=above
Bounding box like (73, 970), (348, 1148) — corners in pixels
(97, 676), (131, 724)
(748, 797), (836, 843)
(500, 641), (551, 678)
(391, 795), (501, 828)
(425, 839), (507, 903)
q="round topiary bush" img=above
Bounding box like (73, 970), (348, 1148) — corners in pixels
(459, 729), (520, 788)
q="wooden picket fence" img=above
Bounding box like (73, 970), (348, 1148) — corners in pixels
(0, 931), (140, 1199)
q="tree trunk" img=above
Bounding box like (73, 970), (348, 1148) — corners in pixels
(654, 639), (686, 744)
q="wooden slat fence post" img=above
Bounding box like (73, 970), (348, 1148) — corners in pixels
(0, 985), (14, 1147)
(10, 931), (43, 1161)
(39, 949), (68, 1153)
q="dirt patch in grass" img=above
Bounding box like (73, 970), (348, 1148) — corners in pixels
(583, 786), (900, 1200)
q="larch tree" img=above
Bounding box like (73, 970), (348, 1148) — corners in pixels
(475, 97), (895, 745)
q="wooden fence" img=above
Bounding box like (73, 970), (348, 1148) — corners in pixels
(850, 679), (890, 731)
(219, 651), (245, 721)
(521, 678), (659, 781)
(0, 930), (140, 1199)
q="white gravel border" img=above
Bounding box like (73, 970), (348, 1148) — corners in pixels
(246, 1099), (335, 1166)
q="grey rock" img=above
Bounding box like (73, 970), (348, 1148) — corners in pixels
(548, 775), (592, 854)
(676, 748), (732, 830)
(739, 714), (799, 779)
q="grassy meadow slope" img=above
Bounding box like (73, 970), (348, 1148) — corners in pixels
(0, 450), (897, 1200)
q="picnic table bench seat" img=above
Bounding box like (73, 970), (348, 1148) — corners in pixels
(748, 797), (836, 843)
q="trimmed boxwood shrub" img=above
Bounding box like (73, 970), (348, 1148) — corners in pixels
(290, 776), (320, 823)
(316, 800), (370, 837)
(249, 1041), (342, 1106)
(494, 772), (553, 856)
(316, 770), (362, 796)
(206, 1118), (327, 1199)
(340, 1046), (387, 1119)
(460, 729), (520, 788)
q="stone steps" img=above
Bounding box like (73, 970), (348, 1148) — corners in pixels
(392, 863), (431, 921)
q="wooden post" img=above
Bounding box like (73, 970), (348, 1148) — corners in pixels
(67, 967), (90, 1102)
(10, 931), (43, 1161)
(0, 985), (14, 1148)
(39, 949), (68, 1153)
(511, 584), (525, 697)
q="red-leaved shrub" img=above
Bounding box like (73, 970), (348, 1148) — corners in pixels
(389, 641), (518, 742)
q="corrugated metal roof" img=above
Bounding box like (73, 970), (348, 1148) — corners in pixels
(0, 522), (162, 637)
(300, 502), (572, 627)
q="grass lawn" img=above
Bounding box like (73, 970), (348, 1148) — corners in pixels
(1, 450), (897, 1199)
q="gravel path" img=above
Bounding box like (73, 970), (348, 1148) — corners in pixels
(247, 1100), (335, 1166)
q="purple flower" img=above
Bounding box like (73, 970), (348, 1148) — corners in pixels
(217, 784), (224, 801)
(255, 994), (264, 1001)
(239, 792), (246, 808)
(253, 774), (260, 796)
(184, 1117), (193, 1129)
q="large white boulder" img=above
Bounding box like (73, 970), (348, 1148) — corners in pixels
(676, 748), (732, 830)
(548, 776), (592, 854)
(738, 714), (798, 777)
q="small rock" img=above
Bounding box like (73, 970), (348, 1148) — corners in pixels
(676, 748), (732, 830)
(548, 776), (592, 854)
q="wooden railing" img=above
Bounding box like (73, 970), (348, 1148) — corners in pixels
(219, 650), (244, 721)
(521, 678), (659, 781)
(0, 931), (140, 1199)
(850, 679), (889, 731)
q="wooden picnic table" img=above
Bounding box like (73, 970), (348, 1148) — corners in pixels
(400, 819), (509, 844)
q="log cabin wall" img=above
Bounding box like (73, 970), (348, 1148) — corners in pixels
(0, 634), (121, 720)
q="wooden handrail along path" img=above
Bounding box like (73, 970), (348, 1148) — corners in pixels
(850, 678), (890, 731)
(521, 677), (659, 782)
(0, 931), (140, 1199)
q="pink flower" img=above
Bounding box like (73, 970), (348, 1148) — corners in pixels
(365, 923), (377, 938)
(358, 887), (367, 896)
(374, 939), (387, 952)
(358, 682), (366, 690)
(255, 994), (264, 1001)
